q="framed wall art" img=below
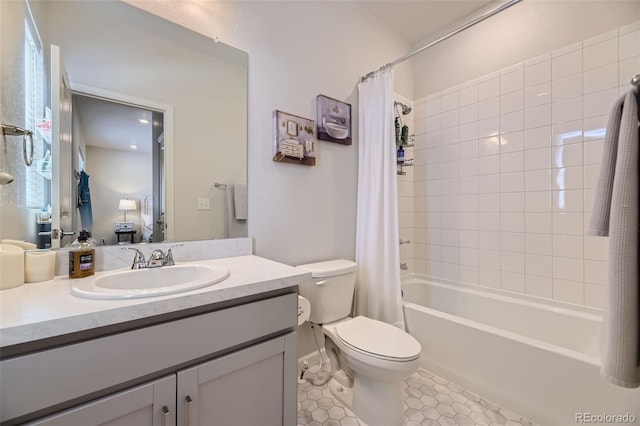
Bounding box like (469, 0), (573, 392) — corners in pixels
(317, 94), (351, 145)
(273, 110), (316, 166)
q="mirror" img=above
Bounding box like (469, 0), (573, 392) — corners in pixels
(0, 0), (248, 247)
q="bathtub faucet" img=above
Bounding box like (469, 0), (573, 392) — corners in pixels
(400, 262), (408, 270)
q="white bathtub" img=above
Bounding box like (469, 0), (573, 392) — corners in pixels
(402, 276), (639, 426)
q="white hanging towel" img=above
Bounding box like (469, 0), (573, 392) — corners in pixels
(225, 184), (247, 238)
(233, 183), (248, 220)
(587, 87), (639, 388)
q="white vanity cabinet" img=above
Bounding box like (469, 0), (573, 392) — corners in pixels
(1, 292), (298, 426)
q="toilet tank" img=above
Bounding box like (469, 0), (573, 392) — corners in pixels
(297, 259), (357, 324)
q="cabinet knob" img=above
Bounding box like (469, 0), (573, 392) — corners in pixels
(186, 395), (193, 426)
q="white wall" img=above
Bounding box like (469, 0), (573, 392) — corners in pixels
(86, 145), (152, 245)
(412, 0), (640, 98)
(410, 20), (639, 308)
(126, 1), (414, 266)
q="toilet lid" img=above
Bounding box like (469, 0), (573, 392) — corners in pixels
(336, 316), (421, 361)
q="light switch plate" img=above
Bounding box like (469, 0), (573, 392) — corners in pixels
(197, 197), (210, 210)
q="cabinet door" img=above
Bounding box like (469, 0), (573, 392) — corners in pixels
(177, 332), (297, 426)
(28, 375), (176, 426)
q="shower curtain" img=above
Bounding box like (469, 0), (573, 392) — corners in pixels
(355, 69), (405, 329)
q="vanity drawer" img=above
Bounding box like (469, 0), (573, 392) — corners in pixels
(0, 292), (297, 423)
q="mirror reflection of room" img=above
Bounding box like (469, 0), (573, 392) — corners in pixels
(72, 94), (164, 246)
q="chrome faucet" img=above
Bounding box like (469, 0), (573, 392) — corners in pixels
(123, 244), (183, 269)
(122, 247), (147, 270)
(400, 262), (408, 270)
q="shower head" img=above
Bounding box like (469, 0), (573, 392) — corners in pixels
(394, 101), (412, 115)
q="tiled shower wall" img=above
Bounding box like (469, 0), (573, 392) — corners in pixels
(406, 21), (639, 308)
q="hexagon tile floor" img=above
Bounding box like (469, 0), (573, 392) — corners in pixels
(297, 367), (536, 426)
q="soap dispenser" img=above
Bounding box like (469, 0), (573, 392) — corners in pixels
(69, 230), (96, 278)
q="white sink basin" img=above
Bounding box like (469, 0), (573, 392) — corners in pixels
(71, 264), (230, 300)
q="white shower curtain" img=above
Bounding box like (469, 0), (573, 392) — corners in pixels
(355, 69), (405, 329)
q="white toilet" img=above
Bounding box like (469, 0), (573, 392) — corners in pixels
(297, 259), (421, 426)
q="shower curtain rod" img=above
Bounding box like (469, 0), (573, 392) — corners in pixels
(360, 0), (523, 82)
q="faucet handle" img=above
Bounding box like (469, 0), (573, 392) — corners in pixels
(164, 244), (183, 266)
(122, 247), (146, 269)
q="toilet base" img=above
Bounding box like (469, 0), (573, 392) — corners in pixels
(328, 378), (353, 409)
(352, 375), (404, 426)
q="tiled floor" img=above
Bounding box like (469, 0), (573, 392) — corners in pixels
(297, 367), (535, 426)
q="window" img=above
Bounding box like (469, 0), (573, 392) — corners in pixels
(24, 13), (46, 209)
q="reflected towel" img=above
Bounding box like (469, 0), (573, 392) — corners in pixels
(225, 184), (247, 238)
(233, 183), (248, 220)
(587, 88), (639, 388)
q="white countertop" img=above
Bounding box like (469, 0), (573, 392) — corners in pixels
(0, 255), (310, 349)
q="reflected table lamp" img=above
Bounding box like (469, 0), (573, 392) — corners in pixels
(118, 199), (137, 222)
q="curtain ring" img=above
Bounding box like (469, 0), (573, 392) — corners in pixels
(23, 131), (34, 166)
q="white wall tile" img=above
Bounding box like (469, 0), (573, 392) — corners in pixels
(501, 271), (525, 292)
(501, 232), (525, 252)
(553, 166), (583, 190)
(583, 63), (619, 94)
(479, 231), (500, 250)
(583, 88), (619, 118)
(407, 24), (631, 309)
(525, 59), (551, 87)
(552, 97), (582, 124)
(479, 267), (501, 288)
(525, 233), (552, 255)
(552, 49), (582, 79)
(619, 30), (640, 60)
(525, 254), (553, 277)
(552, 120), (583, 146)
(459, 122), (479, 142)
(553, 257), (584, 282)
(526, 275), (553, 298)
(525, 213), (552, 234)
(500, 66), (524, 94)
(525, 191), (552, 212)
(525, 169), (552, 191)
(500, 111), (524, 134)
(460, 266), (479, 284)
(553, 144), (582, 168)
(553, 235), (583, 258)
(525, 126), (552, 150)
(502, 251), (525, 273)
(500, 172), (525, 192)
(553, 279), (584, 304)
(525, 148), (551, 171)
(500, 91), (524, 114)
(584, 284), (605, 309)
(500, 151), (524, 173)
(584, 260), (607, 285)
(583, 140), (604, 165)
(479, 97), (500, 119)
(552, 73), (582, 101)
(524, 104), (552, 129)
(583, 37), (618, 70)
(459, 140), (479, 159)
(553, 212), (584, 236)
(459, 84), (479, 106)
(525, 82), (551, 108)
(478, 77), (499, 101)
(479, 155), (500, 175)
(442, 91), (459, 112)
(479, 117), (500, 138)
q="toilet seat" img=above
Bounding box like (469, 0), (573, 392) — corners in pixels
(335, 316), (421, 362)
